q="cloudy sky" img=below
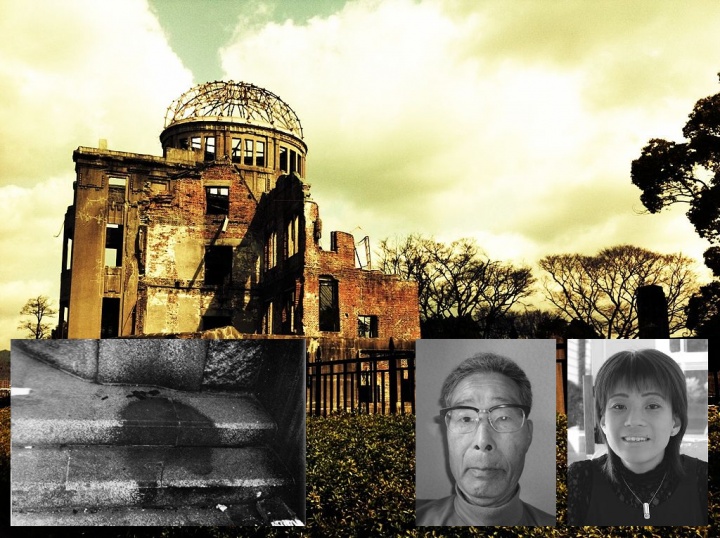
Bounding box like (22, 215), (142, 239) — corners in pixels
(2, 0), (720, 347)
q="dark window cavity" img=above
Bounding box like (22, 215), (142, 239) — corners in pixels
(244, 139), (254, 166)
(358, 315), (379, 338)
(319, 277), (340, 332)
(232, 138), (242, 163)
(205, 136), (216, 161)
(204, 246), (233, 285)
(206, 186), (229, 215)
(255, 141), (266, 167)
(105, 224), (123, 267)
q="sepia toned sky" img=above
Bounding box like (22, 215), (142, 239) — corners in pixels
(2, 0), (720, 347)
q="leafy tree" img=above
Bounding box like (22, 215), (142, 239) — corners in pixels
(18, 295), (57, 339)
(686, 281), (720, 338)
(631, 78), (720, 336)
(377, 235), (534, 337)
(539, 245), (698, 338)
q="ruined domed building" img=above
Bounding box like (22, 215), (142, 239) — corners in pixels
(58, 81), (420, 342)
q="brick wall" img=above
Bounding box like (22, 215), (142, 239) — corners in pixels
(302, 199), (421, 341)
(140, 162), (262, 334)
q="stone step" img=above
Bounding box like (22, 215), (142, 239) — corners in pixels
(12, 391), (276, 447)
(12, 445), (294, 511)
(12, 497), (304, 526)
(12, 347), (277, 447)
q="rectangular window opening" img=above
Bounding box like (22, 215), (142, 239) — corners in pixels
(108, 176), (127, 189)
(232, 138), (242, 163)
(101, 297), (120, 338)
(60, 305), (69, 338)
(266, 232), (277, 270)
(204, 246), (233, 285)
(105, 224), (123, 267)
(244, 139), (254, 166)
(205, 137), (216, 161)
(65, 237), (73, 271)
(358, 315), (379, 338)
(255, 141), (266, 167)
(191, 137), (202, 151)
(287, 216), (299, 257)
(319, 277), (340, 332)
(206, 186), (229, 215)
(279, 147), (288, 172)
(179, 138), (189, 150)
(289, 149), (297, 174)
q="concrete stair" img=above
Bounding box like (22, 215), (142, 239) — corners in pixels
(13, 445), (292, 509)
(11, 340), (305, 526)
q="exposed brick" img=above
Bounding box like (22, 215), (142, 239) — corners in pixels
(58, 82), (419, 342)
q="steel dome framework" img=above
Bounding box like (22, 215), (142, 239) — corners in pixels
(164, 81), (304, 139)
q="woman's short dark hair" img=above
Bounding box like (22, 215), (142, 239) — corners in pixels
(594, 348), (688, 482)
(440, 352), (532, 413)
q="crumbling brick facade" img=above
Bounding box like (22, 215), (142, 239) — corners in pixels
(58, 81), (420, 341)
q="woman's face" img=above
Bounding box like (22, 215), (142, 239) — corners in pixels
(600, 382), (680, 474)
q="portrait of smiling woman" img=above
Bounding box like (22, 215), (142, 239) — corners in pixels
(567, 341), (708, 526)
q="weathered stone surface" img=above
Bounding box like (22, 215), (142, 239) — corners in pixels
(202, 340), (265, 390)
(97, 340), (207, 391)
(11, 505), (236, 527)
(12, 339), (98, 381)
(13, 446), (291, 509)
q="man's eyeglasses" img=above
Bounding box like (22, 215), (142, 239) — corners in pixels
(440, 404), (530, 434)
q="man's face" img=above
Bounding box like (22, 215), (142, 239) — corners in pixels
(600, 383), (679, 474)
(446, 372), (533, 507)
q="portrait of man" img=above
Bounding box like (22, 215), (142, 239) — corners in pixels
(416, 340), (556, 526)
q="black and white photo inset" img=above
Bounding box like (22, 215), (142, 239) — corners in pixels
(416, 339), (556, 526)
(566, 339), (708, 526)
(10, 338), (305, 526)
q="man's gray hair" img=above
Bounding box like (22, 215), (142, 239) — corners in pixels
(440, 352), (533, 413)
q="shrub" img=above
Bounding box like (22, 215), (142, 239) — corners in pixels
(306, 412), (416, 537)
(12, 409), (717, 537)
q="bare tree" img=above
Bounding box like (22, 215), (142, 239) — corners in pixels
(18, 295), (57, 339)
(377, 234), (438, 320)
(539, 245), (698, 338)
(377, 235), (535, 336)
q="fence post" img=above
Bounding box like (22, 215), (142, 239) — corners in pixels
(409, 352), (415, 414)
(355, 350), (363, 413)
(314, 347), (322, 417)
(388, 339), (397, 415)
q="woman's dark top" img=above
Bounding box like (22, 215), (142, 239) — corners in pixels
(567, 453), (707, 526)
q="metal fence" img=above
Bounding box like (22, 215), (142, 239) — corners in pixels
(556, 338), (567, 414)
(307, 347), (415, 416)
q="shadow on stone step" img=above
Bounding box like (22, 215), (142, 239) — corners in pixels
(120, 397), (221, 448)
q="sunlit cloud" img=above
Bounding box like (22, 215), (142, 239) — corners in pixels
(0, 0), (193, 345)
(2, 0), (720, 346)
(219, 0), (720, 270)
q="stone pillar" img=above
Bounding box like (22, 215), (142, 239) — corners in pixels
(637, 284), (670, 338)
